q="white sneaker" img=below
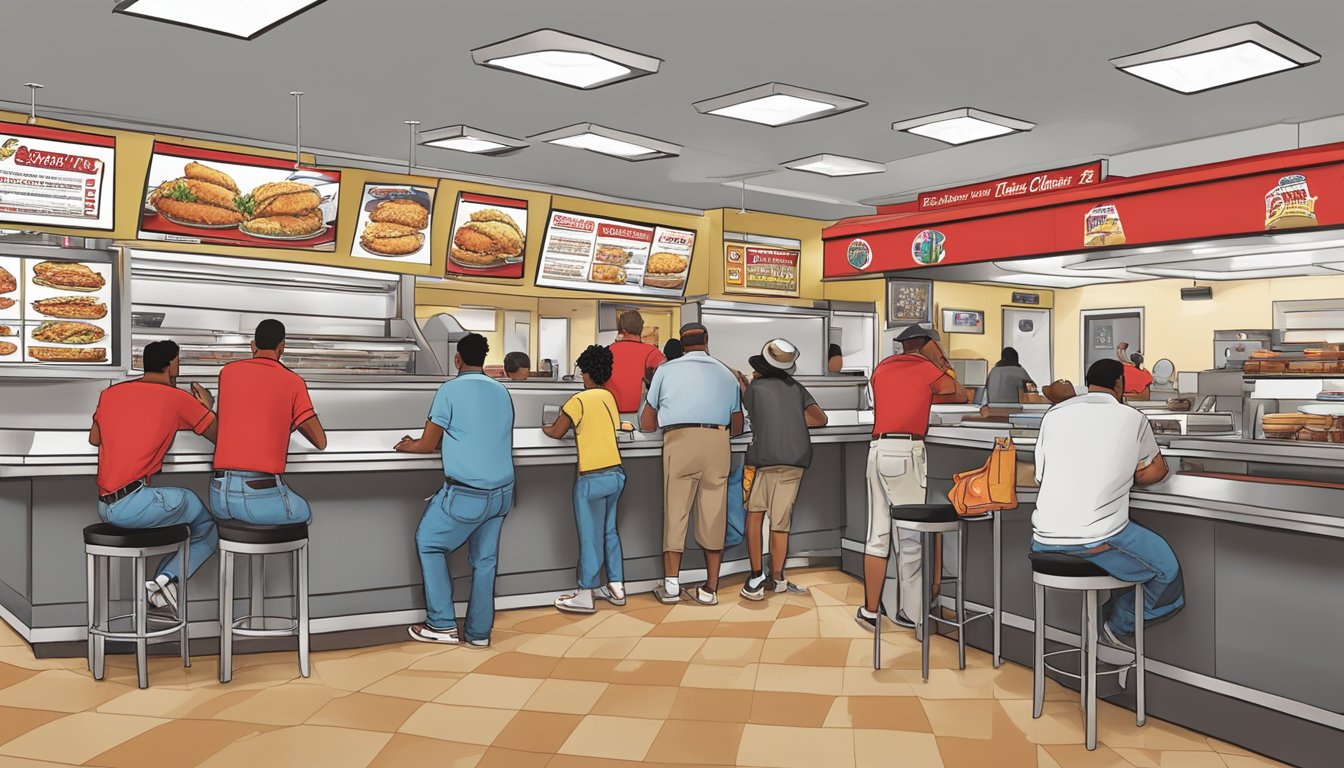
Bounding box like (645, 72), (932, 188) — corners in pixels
(146, 575), (178, 612)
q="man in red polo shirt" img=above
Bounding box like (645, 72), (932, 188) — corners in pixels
(91, 340), (218, 612)
(607, 309), (665, 415)
(209, 319), (327, 525)
(856, 325), (966, 634)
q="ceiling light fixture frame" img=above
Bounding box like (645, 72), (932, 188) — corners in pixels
(418, 125), (529, 156)
(471, 28), (662, 90)
(112, 0), (328, 40)
(1109, 21), (1320, 95)
(892, 108), (1036, 146)
(531, 123), (681, 162)
(783, 153), (886, 177)
(694, 82), (867, 127)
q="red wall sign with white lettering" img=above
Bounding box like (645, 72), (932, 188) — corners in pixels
(913, 162), (1103, 213)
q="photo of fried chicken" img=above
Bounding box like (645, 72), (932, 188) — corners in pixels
(370, 199), (429, 230)
(149, 162), (246, 228)
(185, 161), (239, 193)
(590, 264), (627, 284)
(0, 298), (13, 311)
(241, 210), (324, 238)
(360, 222), (425, 256)
(33, 321), (105, 345)
(0, 325), (13, 336)
(643, 251), (690, 289)
(0, 265), (15, 294)
(31, 296), (107, 320)
(595, 245), (632, 265)
(252, 182), (322, 217)
(0, 341), (15, 357)
(32, 261), (105, 292)
(451, 210), (525, 267)
(29, 346), (106, 363)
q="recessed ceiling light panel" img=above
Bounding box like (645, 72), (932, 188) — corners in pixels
(419, 125), (527, 155)
(531, 124), (681, 161)
(695, 83), (867, 127)
(892, 108), (1035, 145)
(784, 154), (885, 177)
(1110, 22), (1319, 94)
(112, 0), (325, 39)
(472, 29), (661, 89)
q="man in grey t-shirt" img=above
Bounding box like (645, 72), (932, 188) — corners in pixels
(739, 339), (829, 600)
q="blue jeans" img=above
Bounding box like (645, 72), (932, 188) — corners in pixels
(573, 467), (625, 589)
(416, 482), (513, 641)
(1033, 522), (1185, 637)
(98, 485), (216, 583)
(209, 471), (312, 525)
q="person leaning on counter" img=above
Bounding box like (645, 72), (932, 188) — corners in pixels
(858, 324), (968, 632)
(209, 320), (327, 525)
(641, 322), (743, 605)
(395, 333), (515, 647)
(90, 340), (218, 612)
(608, 309), (665, 415)
(1117, 343), (1154, 399)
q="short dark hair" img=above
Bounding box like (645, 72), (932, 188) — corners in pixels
(576, 344), (614, 385)
(1086, 358), (1125, 390)
(617, 310), (644, 336)
(1130, 352), (1145, 368)
(828, 344), (842, 359)
(143, 340), (179, 373)
(663, 338), (684, 361)
(255, 319), (286, 351)
(457, 333), (489, 367)
(503, 351), (531, 372)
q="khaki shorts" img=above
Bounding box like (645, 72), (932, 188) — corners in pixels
(746, 465), (805, 532)
(662, 427), (731, 552)
(865, 438), (927, 558)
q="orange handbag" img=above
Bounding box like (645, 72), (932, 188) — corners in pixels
(948, 436), (1019, 517)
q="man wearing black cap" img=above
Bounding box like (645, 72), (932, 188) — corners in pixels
(641, 322), (743, 605)
(857, 324), (967, 633)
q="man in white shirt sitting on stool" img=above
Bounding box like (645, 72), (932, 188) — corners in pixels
(1032, 358), (1184, 647)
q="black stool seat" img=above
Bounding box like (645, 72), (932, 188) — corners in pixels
(1029, 552), (1110, 578)
(83, 523), (189, 548)
(890, 504), (959, 523)
(217, 519), (308, 544)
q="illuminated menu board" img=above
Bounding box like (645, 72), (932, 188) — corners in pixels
(0, 122), (115, 231)
(0, 255), (114, 366)
(535, 209), (695, 298)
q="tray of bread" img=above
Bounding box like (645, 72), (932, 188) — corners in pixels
(1261, 412), (1344, 442)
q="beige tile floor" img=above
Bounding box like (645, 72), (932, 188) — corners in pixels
(0, 568), (1288, 767)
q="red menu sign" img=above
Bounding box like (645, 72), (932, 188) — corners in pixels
(916, 162), (1103, 212)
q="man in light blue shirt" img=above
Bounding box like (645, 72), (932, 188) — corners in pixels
(395, 333), (515, 647)
(641, 322), (744, 606)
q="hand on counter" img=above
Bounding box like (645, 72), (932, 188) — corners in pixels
(189, 382), (215, 411)
(394, 420), (444, 454)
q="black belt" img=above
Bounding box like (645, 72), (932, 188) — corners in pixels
(876, 433), (923, 441)
(213, 470), (282, 490)
(444, 477), (483, 490)
(664, 423), (728, 433)
(98, 479), (144, 505)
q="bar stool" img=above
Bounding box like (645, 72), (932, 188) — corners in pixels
(1030, 552), (1146, 751)
(217, 519), (310, 683)
(875, 504), (1000, 680)
(84, 523), (191, 689)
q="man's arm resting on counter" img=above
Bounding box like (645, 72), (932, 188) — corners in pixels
(1134, 453), (1169, 486)
(804, 404), (828, 427)
(296, 416), (327, 451)
(639, 403), (659, 433)
(394, 420), (444, 453)
(543, 413), (574, 440)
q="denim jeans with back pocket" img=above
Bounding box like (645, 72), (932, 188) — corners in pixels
(415, 482), (514, 642)
(210, 470), (312, 526)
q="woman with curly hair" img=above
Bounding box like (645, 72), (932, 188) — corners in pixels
(543, 344), (627, 613)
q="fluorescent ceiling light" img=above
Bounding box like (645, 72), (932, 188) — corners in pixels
(695, 83), (866, 127)
(784, 154), (885, 177)
(472, 29), (660, 89)
(893, 108), (1035, 145)
(1111, 22), (1319, 94)
(419, 125), (527, 156)
(532, 123), (680, 161)
(112, 0), (324, 39)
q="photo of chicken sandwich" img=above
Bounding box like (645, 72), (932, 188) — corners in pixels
(642, 251), (690, 289)
(451, 209), (525, 267)
(31, 296), (108, 320)
(241, 181), (325, 238)
(32, 321), (105, 345)
(359, 193), (431, 257)
(32, 261), (106, 292)
(29, 346), (106, 363)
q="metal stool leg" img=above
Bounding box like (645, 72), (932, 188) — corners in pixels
(1134, 583), (1146, 727)
(956, 525), (967, 671)
(93, 555), (108, 680)
(297, 545), (310, 678)
(1085, 589), (1099, 751)
(920, 532), (934, 682)
(250, 554), (265, 632)
(1078, 597), (1088, 710)
(992, 514), (1002, 668)
(133, 556), (148, 689)
(1032, 583), (1045, 718)
(178, 540), (190, 669)
(85, 552), (95, 672)
(219, 550), (235, 684)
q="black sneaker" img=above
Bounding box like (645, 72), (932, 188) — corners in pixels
(892, 611), (916, 629)
(740, 574), (771, 602)
(855, 605), (883, 632)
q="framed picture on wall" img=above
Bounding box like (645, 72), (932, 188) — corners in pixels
(887, 278), (933, 327)
(941, 308), (985, 335)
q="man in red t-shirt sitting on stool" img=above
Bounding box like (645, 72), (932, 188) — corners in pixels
(606, 310), (666, 416)
(857, 325), (967, 634)
(90, 340), (219, 612)
(208, 319), (327, 526)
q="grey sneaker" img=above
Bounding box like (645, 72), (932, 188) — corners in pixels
(146, 575), (178, 612)
(555, 592), (596, 615)
(771, 579), (808, 595)
(688, 585), (719, 606)
(653, 584), (682, 605)
(598, 585), (627, 606)
(408, 624), (460, 644)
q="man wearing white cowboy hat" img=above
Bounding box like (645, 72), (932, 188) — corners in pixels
(739, 339), (829, 600)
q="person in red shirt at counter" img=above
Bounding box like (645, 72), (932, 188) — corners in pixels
(857, 324), (967, 634)
(208, 319), (327, 526)
(89, 339), (218, 612)
(607, 310), (665, 415)
(1117, 343), (1154, 399)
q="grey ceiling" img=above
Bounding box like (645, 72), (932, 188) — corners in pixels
(8, 1), (1343, 219)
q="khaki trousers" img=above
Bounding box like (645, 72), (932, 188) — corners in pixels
(662, 428), (731, 552)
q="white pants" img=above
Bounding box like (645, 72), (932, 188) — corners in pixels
(865, 438), (927, 623)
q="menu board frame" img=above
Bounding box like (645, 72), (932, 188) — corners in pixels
(0, 121), (116, 231)
(446, 192), (529, 279)
(137, 141), (341, 251)
(723, 241), (801, 297)
(534, 207), (696, 299)
(0, 244), (125, 375)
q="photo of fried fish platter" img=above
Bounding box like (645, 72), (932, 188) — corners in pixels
(370, 198), (430, 230)
(32, 320), (105, 345)
(451, 210), (525, 266)
(240, 181), (325, 238)
(360, 222), (426, 256)
(149, 162), (247, 227)
(32, 296), (108, 320)
(32, 261), (105, 292)
(29, 346), (106, 363)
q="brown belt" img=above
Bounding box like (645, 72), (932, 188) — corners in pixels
(664, 423), (728, 433)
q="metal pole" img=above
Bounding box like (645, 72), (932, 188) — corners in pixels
(405, 120), (421, 173)
(23, 83), (44, 125)
(289, 91), (304, 168)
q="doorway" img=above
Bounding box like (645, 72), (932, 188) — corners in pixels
(1002, 308), (1052, 385)
(1080, 308), (1143, 380)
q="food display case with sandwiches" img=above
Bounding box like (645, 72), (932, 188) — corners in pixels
(0, 235), (125, 375)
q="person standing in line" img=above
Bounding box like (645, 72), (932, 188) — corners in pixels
(209, 319), (327, 526)
(857, 325), (967, 632)
(979, 346), (1037, 407)
(641, 322), (743, 605)
(739, 339), (829, 600)
(396, 333), (515, 647)
(544, 345), (627, 614)
(663, 338), (684, 362)
(608, 309), (666, 415)
(1117, 343), (1154, 399)
(828, 343), (845, 373)
(503, 352), (531, 382)
(90, 340), (218, 612)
